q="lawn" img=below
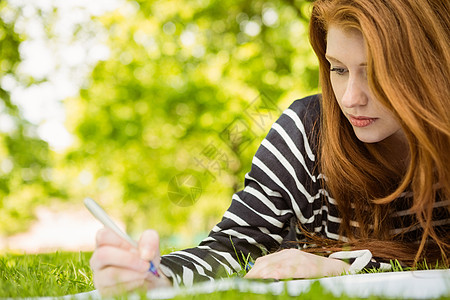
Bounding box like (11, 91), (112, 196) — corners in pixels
(0, 251), (448, 299)
(0, 251), (93, 298)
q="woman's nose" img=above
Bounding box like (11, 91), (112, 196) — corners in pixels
(340, 76), (368, 108)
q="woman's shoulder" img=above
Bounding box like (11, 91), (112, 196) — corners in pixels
(251, 94), (321, 180)
(272, 94), (321, 152)
(277, 94), (321, 130)
(288, 94), (321, 115)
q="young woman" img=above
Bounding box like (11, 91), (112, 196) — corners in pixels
(89, 0), (450, 294)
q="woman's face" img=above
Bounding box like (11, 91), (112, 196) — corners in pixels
(326, 26), (404, 144)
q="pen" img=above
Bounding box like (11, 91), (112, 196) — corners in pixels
(84, 197), (160, 277)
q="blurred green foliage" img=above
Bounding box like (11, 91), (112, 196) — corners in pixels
(0, 0), (319, 243)
(0, 1), (61, 235)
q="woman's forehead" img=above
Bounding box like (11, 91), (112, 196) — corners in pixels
(326, 26), (367, 64)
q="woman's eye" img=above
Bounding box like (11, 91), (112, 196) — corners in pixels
(330, 67), (347, 75)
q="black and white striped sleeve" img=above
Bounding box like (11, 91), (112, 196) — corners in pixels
(159, 95), (322, 287)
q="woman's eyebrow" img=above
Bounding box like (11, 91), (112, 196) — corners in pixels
(325, 54), (367, 66)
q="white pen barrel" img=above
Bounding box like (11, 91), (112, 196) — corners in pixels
(84, 197), (138, 248)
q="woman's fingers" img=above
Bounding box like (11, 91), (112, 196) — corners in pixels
(244, 249), (350, 279)
(90, 241), (153, 294)
(90, 227), (173, 293)
(137, 229), (172, 287)
(138, 229), (160, 262)
(96, 227), (135, 251)
(90, 245), (150, 272)
(245, 255), (286, 279)
(94, 266), (148, 285)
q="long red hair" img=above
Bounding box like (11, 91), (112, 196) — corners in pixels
(308, 0), (450, 266)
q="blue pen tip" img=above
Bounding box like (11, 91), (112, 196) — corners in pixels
(149, 262), (160, 277)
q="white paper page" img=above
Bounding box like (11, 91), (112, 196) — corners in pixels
(19, 269), (450, 300)
(146, 269), (450, 300)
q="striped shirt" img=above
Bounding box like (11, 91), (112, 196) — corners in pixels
(159, 94), (450, 286)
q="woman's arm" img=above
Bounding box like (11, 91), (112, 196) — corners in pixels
(159, 95), (323, 285)
(90, 95), (325, 291)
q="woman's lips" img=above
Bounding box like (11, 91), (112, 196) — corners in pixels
(348, 115), (378, 127)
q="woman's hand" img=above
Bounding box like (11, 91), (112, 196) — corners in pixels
(90, 228), (172, 295)
(244, 248), (350, 280)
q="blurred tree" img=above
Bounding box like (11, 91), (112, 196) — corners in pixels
(0, 0), (319, 244)
(0, 2), (58, 235)
(64, 0), (319, 242)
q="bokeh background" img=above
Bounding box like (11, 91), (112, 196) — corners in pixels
(0, 0), (318, 252)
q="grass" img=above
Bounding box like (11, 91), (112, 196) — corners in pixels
(0, 251), (94, 297)
(0, 251), (448, 299)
